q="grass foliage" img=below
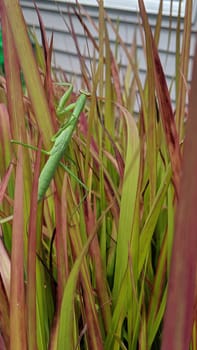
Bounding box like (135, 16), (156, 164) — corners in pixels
(0, 0), (196, 349)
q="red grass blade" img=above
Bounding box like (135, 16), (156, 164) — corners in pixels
(34, 3), (57, 130)
(10, 146), (27, 350)
(0, 276), (9, 349)
(26, 140), (42, 350)
(0, 163), (13, 204)
(1, 0), (53, 149)
(139, 0), (182, 198)
(161, 43), (197, 350)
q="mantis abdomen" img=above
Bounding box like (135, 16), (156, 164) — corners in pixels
(38, 151), (64, 201)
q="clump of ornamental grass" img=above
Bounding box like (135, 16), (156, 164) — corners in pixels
(0, 0), (196, 349)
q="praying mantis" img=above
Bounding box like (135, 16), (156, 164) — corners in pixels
(12, 84), (90, 201)
(38, 85), (90, 201)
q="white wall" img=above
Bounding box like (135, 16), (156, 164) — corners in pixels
(20, 0), (197, 104)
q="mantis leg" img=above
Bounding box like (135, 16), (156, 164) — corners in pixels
(11, 140), (50, 155)
(56, 83), (73, 117)
(55, 84), (90, 118)
(10, 140), (88, 195)
(59, 162), (88, 192)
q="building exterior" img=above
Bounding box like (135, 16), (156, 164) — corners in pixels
(20, 1), (197, 105)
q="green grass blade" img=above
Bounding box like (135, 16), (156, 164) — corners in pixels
(105, 270), (130, 349)
(147, 232), (168, 348)
(57, 231), (97, 350)
(113, 108), (140, 301)
(138, 164), (172, 276)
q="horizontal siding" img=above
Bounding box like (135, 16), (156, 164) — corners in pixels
(20, 0), (197, 102)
